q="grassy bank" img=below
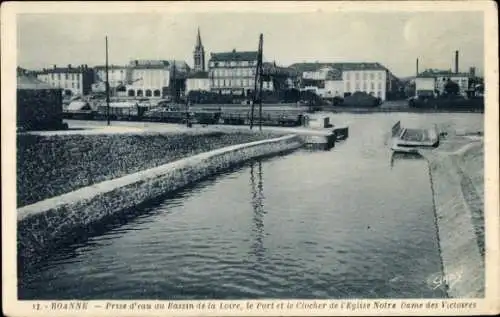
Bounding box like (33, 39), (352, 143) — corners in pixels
(17, 131), (282, 207)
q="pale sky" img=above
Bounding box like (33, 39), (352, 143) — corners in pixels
(17, 11), (484, 77)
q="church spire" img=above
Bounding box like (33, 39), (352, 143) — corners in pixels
(196, 27), (203, 49)
(193, 27), (205, 72)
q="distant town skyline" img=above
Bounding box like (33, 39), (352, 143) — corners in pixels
(17, 11), (484, 77)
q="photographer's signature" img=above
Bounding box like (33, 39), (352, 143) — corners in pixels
(427, 267), (464, 290)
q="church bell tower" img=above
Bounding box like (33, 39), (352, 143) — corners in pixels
(193, 27), (205, 72)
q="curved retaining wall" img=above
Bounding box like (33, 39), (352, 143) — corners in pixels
(421, 148), (484, 298)
(18, 134), (303, 266)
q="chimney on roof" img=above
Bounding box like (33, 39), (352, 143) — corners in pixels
(68, 64), (72, 69)
(455, 50), (459, 74)
(53, 64), (57, 69)
(232, 49), (236, 53)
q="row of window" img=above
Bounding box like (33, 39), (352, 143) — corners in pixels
(345, 81), (383, 91)
(435, 79), (468, 87)
(344, 72), (384, 80)
(51, 82), (80, 89)
(50, 73), (81, 80)
(210, 68), (256, 78)
(343, 90), (383, 97)
(127, 89), (162, 97)
(106, 69), (125, 74)
(209, 60), (257, 68)
(211, 78), (256, 88)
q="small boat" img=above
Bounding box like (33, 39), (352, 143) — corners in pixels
(390, 121), (439, 153)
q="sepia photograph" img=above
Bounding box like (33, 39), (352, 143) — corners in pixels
(2, 1), (499, 316)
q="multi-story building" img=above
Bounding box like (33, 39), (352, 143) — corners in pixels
(414, 76), (437, 98)
(296, 65), (343, 98)
(93, 65), (129, 93)
(36, 64), (94, 97)
(125, 59), (189, 98)
(417, 69), (471, 96)
(341, 63), (388, 100)
(208, 50), (258, 97)
(290, 62), (394, 100)
(207, 50), (293, 99)
(186, 71), (210, 93)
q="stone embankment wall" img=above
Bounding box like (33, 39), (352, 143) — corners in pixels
(17, 131), (284, 207)
(18, 134), (303, 267)
(421, 142), (485, 298)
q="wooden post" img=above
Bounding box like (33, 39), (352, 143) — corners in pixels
(258, 35), (263, 131)
(105, 36), (110, 126)
(250, 33), (264, 130)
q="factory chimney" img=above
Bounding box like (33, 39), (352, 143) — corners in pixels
(455, 50), (459, 74)
(416, 58), (419, 76)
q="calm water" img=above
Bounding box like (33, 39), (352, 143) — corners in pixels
(19, 113), (483, 299)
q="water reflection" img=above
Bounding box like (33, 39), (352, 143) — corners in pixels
(390, 151), (425, 168)
(250, 161), (266, 259)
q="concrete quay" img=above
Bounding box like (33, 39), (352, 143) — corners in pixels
(419, 138), (485, 298)
(34, 120), (345, 151)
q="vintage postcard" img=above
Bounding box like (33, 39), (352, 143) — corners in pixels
(2, 1), (499, 316)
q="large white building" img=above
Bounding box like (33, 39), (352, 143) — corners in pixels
(125, 60), (189, 98)
(291, 62), (396, 101)
(415, 70), (471, 96)
(208, 50), (258, 96)
(93, 65), (129, 93)
(36, 64), (94, 97)
(342, 66), (387, 100)
(299, 66), (343, 98)
(186, 72), (211, 93)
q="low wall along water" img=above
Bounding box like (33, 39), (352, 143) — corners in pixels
(421, 146), (485, 298)
(18, 134), (304, 267)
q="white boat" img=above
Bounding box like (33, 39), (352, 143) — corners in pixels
(390, 121), (439, 153)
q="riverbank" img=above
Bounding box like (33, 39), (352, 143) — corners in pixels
(17, 134), (304, 269)
(327, 106), (484, 114)
(17, 130), (284, 207)
(420, 136), (484, 298)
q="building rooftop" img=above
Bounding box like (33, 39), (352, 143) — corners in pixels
(17, 74), (57, 90)
(417, 70), (471, 77)
(94, 65), (128, 70)
(262, 62), (299, 77)
(209, 50), (258, 62)
(289, 62), (388, 73)
(129, 59), (190, 71)
(37, 65), (90, 74)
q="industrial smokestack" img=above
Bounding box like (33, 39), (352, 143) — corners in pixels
(455, 50), (459, 74)
(416, 58), (419, 76)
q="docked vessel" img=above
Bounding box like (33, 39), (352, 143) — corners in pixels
(390, 121), (439, 153)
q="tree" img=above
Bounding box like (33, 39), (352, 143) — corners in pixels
(444, 79), (459, 95)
